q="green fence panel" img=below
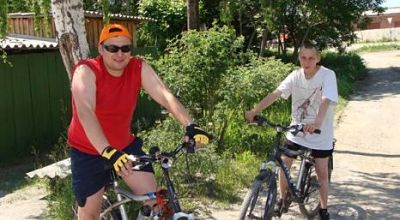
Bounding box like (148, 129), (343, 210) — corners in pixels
(0, 60), (17, 163)
(10, 54), (35, 159)
(48, 53), (71, 141)
(29, 53), (52, 149)
(0, 51), (71, 164)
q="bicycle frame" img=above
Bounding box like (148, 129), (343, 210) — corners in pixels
(239, 115), (325, 220)
(255, 116), (318, 205)
(99, 143), (196, 220)
(273, 148), (314, 204)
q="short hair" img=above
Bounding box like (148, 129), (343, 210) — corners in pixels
(299, 41), (320, 54)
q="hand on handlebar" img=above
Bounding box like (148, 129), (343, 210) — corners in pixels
(245, 110), (257, 123)
(185, 123), (212, 148)
(101, 146), (134, 177)
(303, 123), (321, 134)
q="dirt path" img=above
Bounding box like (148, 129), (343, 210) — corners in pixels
(1, 50), (399, 220)
(207, 50), (400, 220)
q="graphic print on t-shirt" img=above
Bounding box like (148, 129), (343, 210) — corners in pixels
(293, 86), (322, 123)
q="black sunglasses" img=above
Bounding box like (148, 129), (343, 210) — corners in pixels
(103, 44), (132, 53)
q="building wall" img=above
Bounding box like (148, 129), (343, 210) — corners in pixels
(367, 15), (400, 29)
(356, 27), (400, 42)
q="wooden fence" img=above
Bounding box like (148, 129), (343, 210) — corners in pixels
(7, 11), (153, 49)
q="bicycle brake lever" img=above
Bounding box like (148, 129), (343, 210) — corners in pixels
(127, 155), (138, 162)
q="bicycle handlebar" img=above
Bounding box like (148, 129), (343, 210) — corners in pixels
(128, 141), (195, 170)
(253, 115), (321, 135)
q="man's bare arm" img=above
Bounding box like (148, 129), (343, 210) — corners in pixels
(71, 65), (109, 153)
(141, 62), (193, 126)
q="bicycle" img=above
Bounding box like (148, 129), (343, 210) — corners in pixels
(238, 115), (333, 220)
(73, 141), (198, 220)
(328, 138), (335, 183)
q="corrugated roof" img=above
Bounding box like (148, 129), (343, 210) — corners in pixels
(0, 34), (58, 50)
(84, 11), (156, 22)
(8, 11), (156, 22)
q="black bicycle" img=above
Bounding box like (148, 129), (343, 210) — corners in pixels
(238, 115), (332, 220)
(73, 141), (197, 220)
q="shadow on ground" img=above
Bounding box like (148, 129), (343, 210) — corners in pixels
(330, 171), (400, 220)
(352, 67), (400, 101)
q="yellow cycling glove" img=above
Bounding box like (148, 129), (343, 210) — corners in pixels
(185, 123), (212, 145)
(101, 146), (129, 172)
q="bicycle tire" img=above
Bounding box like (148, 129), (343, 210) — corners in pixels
(238, 172), (277, 220)
(328, 155), (333, 183)
(298, 165), (320, 217)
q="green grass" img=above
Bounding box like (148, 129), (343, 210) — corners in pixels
(353, 43), (400, 53)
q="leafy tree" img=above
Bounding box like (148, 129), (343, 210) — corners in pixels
(219, 0), (265, 51)
(7, 0), (29, 13)
(260, 0), (385, 59)
(0, 0), (7, 38)
(136, 0), (186, 49)
(199, 0), (222, 28)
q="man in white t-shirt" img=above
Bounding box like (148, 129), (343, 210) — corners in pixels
(245, 42), (338, 220)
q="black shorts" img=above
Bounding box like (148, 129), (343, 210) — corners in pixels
(283, 140), (333, 159)
(70, 137), (154, 207)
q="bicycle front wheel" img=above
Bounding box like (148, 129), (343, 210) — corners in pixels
(238, 171), (277, 220)
(298, 166), (320, 217)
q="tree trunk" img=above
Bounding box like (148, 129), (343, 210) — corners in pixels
(187, 0), (199, 30)
(259, 28), (268, 57)
(51, 0), (89, 80)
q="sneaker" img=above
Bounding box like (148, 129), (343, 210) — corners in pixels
(319, 208), (330, 220)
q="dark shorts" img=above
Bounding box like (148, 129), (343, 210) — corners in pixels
(70, 137), (154, 207)
(283, 140), (333, 159)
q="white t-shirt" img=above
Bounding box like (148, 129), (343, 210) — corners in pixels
(277, 66), (338, 150)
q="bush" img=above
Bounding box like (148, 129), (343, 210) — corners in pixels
(320, 52), (366, 99)
(152, 25), (246, 121)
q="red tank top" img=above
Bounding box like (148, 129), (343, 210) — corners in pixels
(67, 56), (142, 155)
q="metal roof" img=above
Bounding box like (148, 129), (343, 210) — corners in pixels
(8, 11), (156, 22)
(84, 11), (156, 22)
(0, 34), (58, 50)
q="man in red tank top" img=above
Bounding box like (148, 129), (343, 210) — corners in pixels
(68, 23), (211, 219)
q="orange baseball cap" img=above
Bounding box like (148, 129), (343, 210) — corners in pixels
(99, 23), (132, 44)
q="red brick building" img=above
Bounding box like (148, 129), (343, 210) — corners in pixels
(361, 7), (400, 30)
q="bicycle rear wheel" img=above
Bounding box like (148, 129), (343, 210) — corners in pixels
(298, 165), (320, 217)
(238, 171), (277, 220)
